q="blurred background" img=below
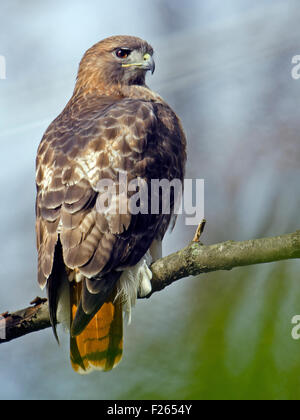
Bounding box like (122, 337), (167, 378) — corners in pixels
(1, 0), (300, 400)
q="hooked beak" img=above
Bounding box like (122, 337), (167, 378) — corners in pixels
(142, 53), (155, 74)
(122, 53), (155, 74)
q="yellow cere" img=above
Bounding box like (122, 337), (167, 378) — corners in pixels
(122, 53), (151, 68)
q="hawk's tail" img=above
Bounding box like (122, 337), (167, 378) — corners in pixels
(70, 281), (123, 374)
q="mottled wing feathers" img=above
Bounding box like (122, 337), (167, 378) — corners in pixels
(36, 95), (159, 286)
(36, 88), (186, 375)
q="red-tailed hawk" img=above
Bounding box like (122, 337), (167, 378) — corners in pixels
(36, 35), (186, 374)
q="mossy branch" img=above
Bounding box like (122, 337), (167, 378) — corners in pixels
(1, 230), (300, 344)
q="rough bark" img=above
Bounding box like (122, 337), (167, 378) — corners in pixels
(1, 230), (300, 344)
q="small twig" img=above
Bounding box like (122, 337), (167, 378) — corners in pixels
(192, 219), (206, 242)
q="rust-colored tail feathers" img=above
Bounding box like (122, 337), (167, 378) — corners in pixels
(70, 282), (123, 374)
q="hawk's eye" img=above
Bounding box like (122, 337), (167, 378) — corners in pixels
(116, 48), (131, 59)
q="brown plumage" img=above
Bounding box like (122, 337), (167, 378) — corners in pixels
(35, 35), (186, 373)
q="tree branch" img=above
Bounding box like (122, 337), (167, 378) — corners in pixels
(149, 230), (300, 294)
(1, 230), (300, 344)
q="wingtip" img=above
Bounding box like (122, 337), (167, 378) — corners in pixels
(51, 323), (60, 344)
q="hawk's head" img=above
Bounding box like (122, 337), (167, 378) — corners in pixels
(75, 35), (155, 92)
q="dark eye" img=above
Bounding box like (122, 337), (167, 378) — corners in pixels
(116, 48), (131, 59)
